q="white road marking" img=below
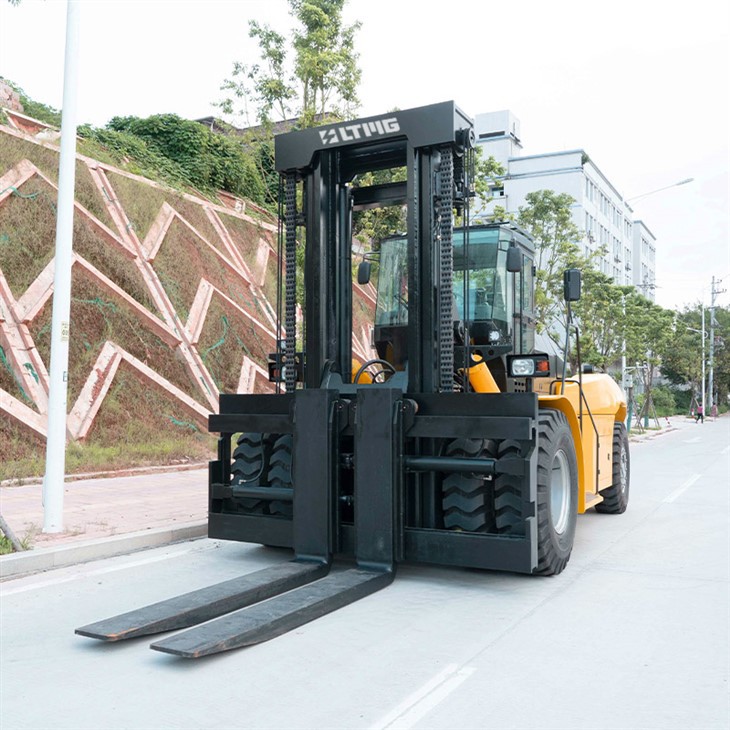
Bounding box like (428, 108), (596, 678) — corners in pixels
(1, 543), (208, 596)
(370, 663), (476, 730)
(683, 436), (701, 444)
(664, 473), (701, 503)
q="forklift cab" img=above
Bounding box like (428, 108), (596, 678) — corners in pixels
(372, 223), (536, 385)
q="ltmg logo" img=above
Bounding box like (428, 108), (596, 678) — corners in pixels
(319, 117), (400, 145)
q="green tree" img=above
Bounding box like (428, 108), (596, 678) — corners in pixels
(661, 305), (707, 396)
(292, 0), (361, 124)
(216, 1), (361, 211)
(218, 0), (361, 126)
(516, 190), (596, 342)
(572, 270), (630, 370)
(473, 149), (507, 215)
(352, 167), (407, 249)
(710, 306), (730, 409)
(662, 303), (730, 411)
(623, 291), (675, 410)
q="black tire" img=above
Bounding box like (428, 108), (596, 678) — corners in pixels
(493, 439), (525, 536)
(268, 434), (293, 518)
(534, 409), (579, 576)
(595, 422), (630, 514)
(441, 439), (496, 532)
(230, 433), (272, 514)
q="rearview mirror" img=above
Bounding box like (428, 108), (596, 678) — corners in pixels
(357, 261), (371, 285)
(563, 269), (581, 301)
(506, 245), (522, 273)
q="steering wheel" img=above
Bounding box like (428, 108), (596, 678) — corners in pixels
(353, 358), (396, 384)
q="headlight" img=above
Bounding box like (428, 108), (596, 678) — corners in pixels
(507, 354), (551, 378)
(510, 358), (535, 376)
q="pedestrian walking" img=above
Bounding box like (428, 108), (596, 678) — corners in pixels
(695, 403), (704, 423)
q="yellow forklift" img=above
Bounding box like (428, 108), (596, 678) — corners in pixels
(77, 101), (628, 657)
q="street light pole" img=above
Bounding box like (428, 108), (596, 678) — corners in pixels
(43, 0), (81, 533)
(625, 177), (694, 204)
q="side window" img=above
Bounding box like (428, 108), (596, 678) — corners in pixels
(375, 239), (408, 326)
(522, 257), (534, 313)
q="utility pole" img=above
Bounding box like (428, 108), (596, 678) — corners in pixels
(709, 276), (726, 417)
(701, 304), (706, 417)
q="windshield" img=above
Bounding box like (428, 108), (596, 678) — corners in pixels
(375, 228), (514, 331)
(452, 228), (507, 325)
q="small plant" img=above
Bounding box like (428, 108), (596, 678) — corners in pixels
(0, 522), (37, 553)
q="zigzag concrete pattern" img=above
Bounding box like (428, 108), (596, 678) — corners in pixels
(0, 115), (377, 452)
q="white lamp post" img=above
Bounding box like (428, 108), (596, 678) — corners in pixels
(43, 0), (81, 533)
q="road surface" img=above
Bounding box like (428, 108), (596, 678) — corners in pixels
(1, 417), (728, 730)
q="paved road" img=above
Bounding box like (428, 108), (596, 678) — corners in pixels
(1, 418), (728, 730)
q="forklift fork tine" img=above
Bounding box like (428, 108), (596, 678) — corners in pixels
(150, 568), (394, 658)
(75, 560), (328, 642)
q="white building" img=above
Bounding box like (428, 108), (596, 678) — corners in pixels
(474, 110), (655, 300)
(633, 220), (657, 297)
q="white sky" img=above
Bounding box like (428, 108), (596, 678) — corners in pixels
(1, 0), (728, 311)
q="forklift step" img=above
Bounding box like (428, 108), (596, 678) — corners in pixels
(150, 567), (394, 658)
(75, 560), (327, 642)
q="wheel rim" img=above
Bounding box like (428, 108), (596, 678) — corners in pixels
(550, 450), (571, 534)
(619, 445), (628, 494)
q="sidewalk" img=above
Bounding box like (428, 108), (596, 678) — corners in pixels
(0, 413), (718, 577)
(628, 412), (712, 442)
(0, 467), (208, 577)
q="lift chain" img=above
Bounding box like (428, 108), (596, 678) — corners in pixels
(284, 172), (297, 392)
(438, 145), (454, 392)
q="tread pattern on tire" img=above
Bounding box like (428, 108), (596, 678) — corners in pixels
(230, 433), (271, 514)
(534, 409), (578, 576)
(595, 422), (630, 514)
(441, 439), (496, 532)
(493, 439), (524, 536)
(268, 434), (293, 518)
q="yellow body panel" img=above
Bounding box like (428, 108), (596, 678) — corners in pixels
(460, 360), (626, 515)
(535, 374), (626, 512)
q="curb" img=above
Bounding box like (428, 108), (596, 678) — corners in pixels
(629, 426), (677, 442)
(1, 462), (208, 488)
(0, 521), (208, 579)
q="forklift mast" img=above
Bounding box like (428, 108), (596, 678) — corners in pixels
(274, 100), (475, 395)
(201, 101), (542, 578)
